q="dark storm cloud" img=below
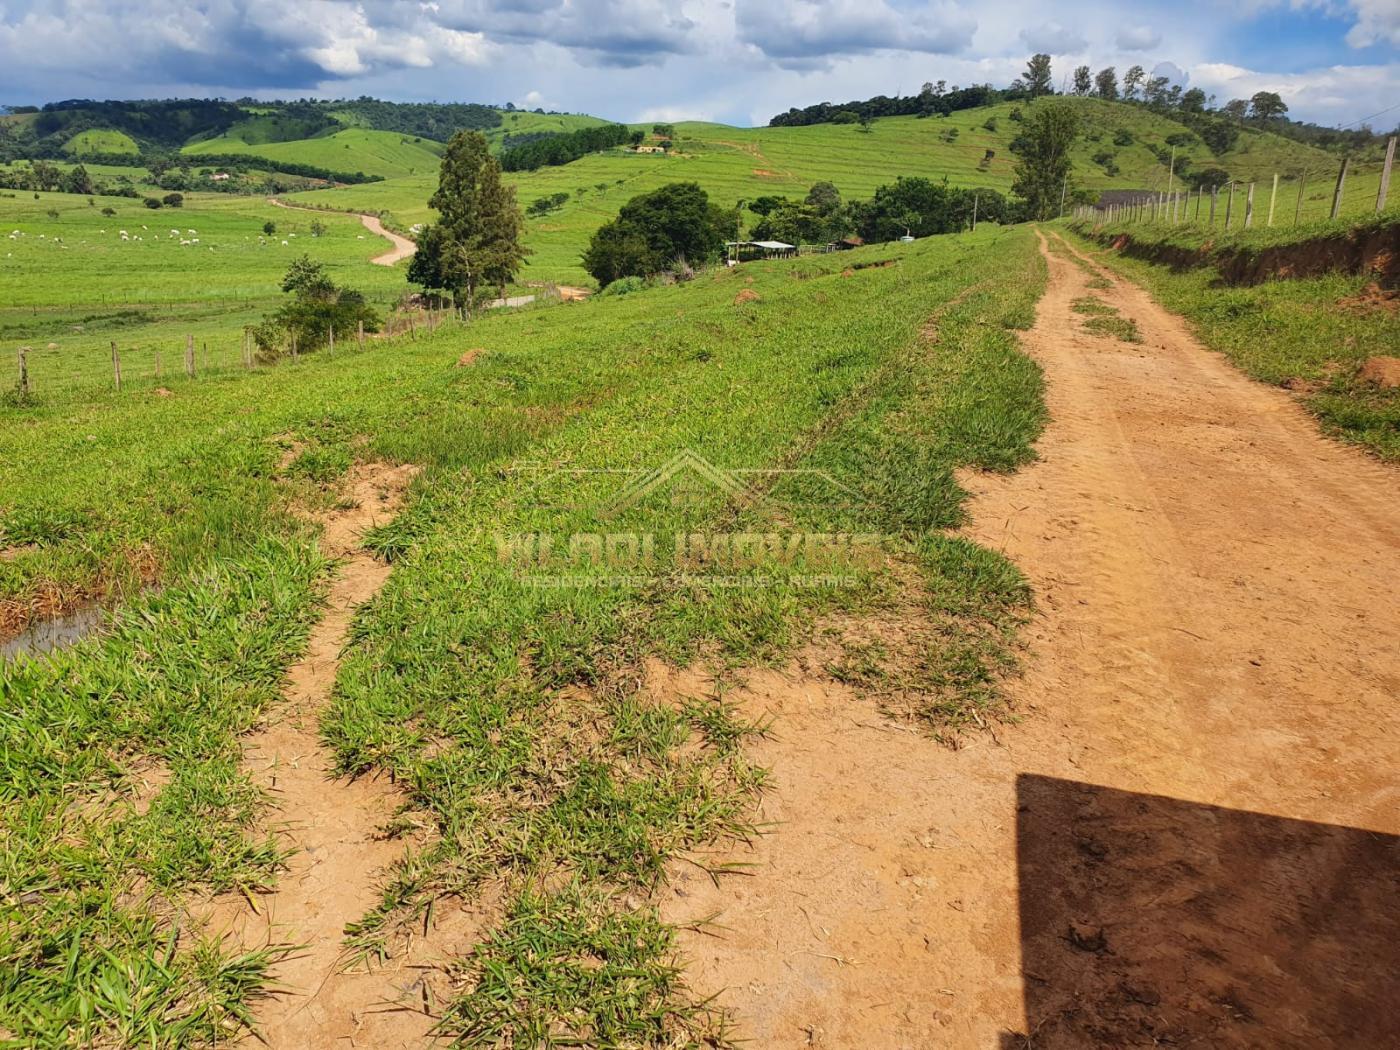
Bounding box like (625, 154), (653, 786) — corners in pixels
(734, 0), (976, 63)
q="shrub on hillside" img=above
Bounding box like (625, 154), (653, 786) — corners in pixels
(582, 182), (731, 287)
(252, 255), (380, 358)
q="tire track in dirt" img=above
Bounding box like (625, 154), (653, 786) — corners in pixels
(660, 229), (1400, 1048)
(197, 462), (440, 1049)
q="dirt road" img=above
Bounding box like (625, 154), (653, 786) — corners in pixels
(267, 198), (415, 266)
(359, 212), (415, 266)
(662, 229), (1400, 1047)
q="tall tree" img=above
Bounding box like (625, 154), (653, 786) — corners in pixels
(1094, 67), (1119, 100)
(1122, 65), (1146, 101)
(1222, 98), (1250, 123)
(1012, 102), (1080, 221)
(408, 130), (528, 310)
(582, 181), (730, 286)
(1180, 87), (1207, 113)
(1248, 91), (1288, 121)
(1073, 65), (1092, 96)
(1024, 53), (1054, 97)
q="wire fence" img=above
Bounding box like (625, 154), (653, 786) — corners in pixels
(3, 281), (593, 403)
(7, 298), (476, 405)
(1072, 137), (1397, 231)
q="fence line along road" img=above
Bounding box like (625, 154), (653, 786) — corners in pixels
(1072, 137), (1397, 230)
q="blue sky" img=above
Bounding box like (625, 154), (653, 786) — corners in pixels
(0, 1), (1395, 129)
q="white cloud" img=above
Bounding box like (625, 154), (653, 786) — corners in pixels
(1116, 24), (1162, 51)
(1192, 59), (1400, 126)
(1019, 22), (1088, 54)
(1345, 0), (1400, 46)
(735, 0), (977, 65)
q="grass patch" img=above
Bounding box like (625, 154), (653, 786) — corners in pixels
(1064, 225), (1400, 459)
(1, 226), (1048, 1042)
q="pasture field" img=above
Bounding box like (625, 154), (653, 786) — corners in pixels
(290, 98), (1374, 285)
(62, 129), (142, 156)
(184, 128), (447, 179)
(0, 190), (409, 396)
(1063, 213), (1400, 460)
(0, 225), (1046, 1044)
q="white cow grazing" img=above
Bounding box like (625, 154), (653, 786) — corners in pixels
(281, 239), (289, 245)
(187, 229), (196, 235)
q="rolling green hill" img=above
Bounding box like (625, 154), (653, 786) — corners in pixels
(486, 110), (613, 149)
(62, 129), (141, 156)
(183, 128), (446, 179)
(286, 96), (1352, 284)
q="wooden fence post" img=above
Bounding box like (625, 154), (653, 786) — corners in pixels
(1267, 173), (1279, 227)
(971, 194), (978, 231)
(357, 320), (365, 351)
(328, 326), (335, 355)
(1225, 183), (1235, 228)
(1330, 157), (1349, 220)
(17, 346), (28, 398)
(1294, 173), (1307, 225)
(111, 341), (121, 390)
(185, 334), (194, 378)
(291, 331), (298, 360)
(1377, 136), (1396, 214)
(1244, 182), (1255, 228)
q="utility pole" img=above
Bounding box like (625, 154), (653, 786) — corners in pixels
(1058, 173), (1068, 218)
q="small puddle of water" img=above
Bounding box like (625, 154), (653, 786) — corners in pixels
(1, 606), (104, 662)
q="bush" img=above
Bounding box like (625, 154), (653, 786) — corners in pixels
(1113, 129), (1134, 146)
(100, 206), (116, 216)
(161, 192), (183, 208)
(599, 275), (648, 296)
(582, 182), (730, 287)
(143, 197), (162, 209)
(252, 255), (381, 358)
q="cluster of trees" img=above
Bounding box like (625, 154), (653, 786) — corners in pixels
(152, 152), (382, 185)
(0, 98), (507, 163)
(750, 177), (1018, 246)
(527, 191), (571, 216)
(582, 182), (733, 287)
(329, 98), (501, 140)
(253, 256), (380, 358)
(769, 83), (1000, 127)
(769, 53), (1395, 158)
(408, 131), (529, 310)
(578, 173), (1029, 289)
(498, 124), (637, 172)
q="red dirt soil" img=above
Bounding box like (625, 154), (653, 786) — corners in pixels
(658, 229), (1400, 1048)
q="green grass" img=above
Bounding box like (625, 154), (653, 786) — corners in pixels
(0, 190), (411, 396)
(63, 129), (141, 156)
(287, 98), (1348, 286)
(1063, 221), (1400, 459)
(184, 128), (446, 179)
(485, 111), (613, 150)
(0, 226), (1046, 1045)
(1071, 294), (1143, 342)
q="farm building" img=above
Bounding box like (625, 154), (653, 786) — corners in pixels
(726, 240), (797, 262)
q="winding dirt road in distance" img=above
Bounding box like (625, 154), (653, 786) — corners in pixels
(267, 197), (415, 266)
